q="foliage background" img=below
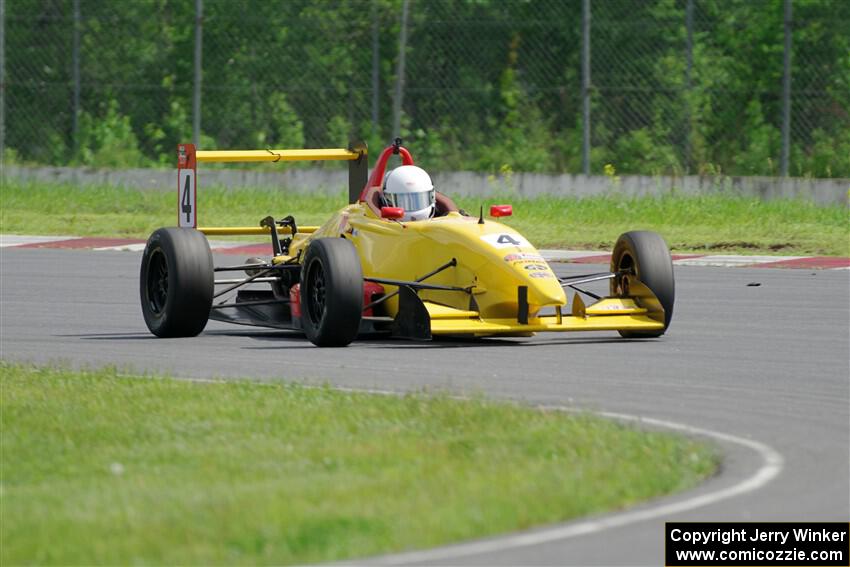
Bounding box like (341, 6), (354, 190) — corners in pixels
(6, 0), (850, 176)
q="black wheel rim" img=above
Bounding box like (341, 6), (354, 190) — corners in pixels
(147, 249), (169, 315)
(305, 258), (326, 326)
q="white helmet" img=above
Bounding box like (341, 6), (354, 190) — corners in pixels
(383, 165), (435, 221)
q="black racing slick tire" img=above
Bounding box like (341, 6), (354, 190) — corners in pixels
(300, 238), (363, 347)
(610, 230), (675, 338)
(140, 227), (213, 338)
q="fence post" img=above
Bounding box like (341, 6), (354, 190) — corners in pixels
(371, 0), (380, 133)
(684, 0), (693, 173)
(72, 0), (80, 154)
(581, 0), (591, 175)
(392, 0), (410, 139)
(780, 0), (792, 177)
(193, 0), (203, 148)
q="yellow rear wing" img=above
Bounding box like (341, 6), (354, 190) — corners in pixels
(176, 141), (368, 233)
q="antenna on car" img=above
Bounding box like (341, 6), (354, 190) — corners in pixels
(478, 205), (484, 224)
(392, 137), (403, 155)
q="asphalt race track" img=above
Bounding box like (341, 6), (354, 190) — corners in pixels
(2, 247), (848, 565)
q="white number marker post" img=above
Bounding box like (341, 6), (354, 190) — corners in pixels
(177, 143), (197, 228)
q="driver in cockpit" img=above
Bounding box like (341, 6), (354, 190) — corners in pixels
(382, 165), (436, 222)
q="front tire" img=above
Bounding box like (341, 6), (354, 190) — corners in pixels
(610, 231), (675, 338)
(300, 238), (363, 347)
(140, 228), (213, 337)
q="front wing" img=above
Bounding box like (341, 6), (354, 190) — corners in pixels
(425, 297), (663, 336)
(389, 276), (666, 339)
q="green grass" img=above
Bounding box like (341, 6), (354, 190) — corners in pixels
(495, 193), (850, 257)
(2, 179), (847, 255)
(1, 363), (717, 565)
(0, 181), (338, 240)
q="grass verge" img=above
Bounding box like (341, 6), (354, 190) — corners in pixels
(2, 180), (846, 255)
(1, 363), (717, 565)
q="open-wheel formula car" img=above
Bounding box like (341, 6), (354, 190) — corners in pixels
(140, 140), (674, 347)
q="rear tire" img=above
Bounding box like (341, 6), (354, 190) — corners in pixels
(300, 238), (363, 347)
(140, 228), (213, 337)
(610, 230), (675, 338)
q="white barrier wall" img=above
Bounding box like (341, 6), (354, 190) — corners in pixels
(6, 165), (848, 205)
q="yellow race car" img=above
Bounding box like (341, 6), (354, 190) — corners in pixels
(140, 140), (674, 347)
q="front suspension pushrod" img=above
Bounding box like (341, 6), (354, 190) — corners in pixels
(363, 258), (458, 312)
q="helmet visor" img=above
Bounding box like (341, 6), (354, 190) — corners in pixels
(385, 189), (435, 212)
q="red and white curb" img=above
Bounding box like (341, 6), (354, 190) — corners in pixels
(2, 234), (848, 270)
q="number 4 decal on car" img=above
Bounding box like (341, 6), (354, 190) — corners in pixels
(480, 233), (531, 249)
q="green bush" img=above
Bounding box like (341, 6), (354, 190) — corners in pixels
(731, 100), (781, 176)
(266, 92), (306, 149)
(613, 128), (682, 175)
(794, 128), (850, 178)
(73, 100), (150, 168)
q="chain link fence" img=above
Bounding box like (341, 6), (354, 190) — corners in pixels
(4, 0), (849, 177)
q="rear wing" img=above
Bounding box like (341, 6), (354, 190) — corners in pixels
(176, 141), (368, 228)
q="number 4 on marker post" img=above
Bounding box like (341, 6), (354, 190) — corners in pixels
(177, 144), (197, 228)
(182, 176), (192, 223)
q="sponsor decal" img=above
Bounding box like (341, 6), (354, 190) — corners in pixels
(504, 252), (545, 263)
(523, 263), (549, 271)
(481, 233), (531, 249)
(594, 303), (629, 310)
(529, 272), (556, 278)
